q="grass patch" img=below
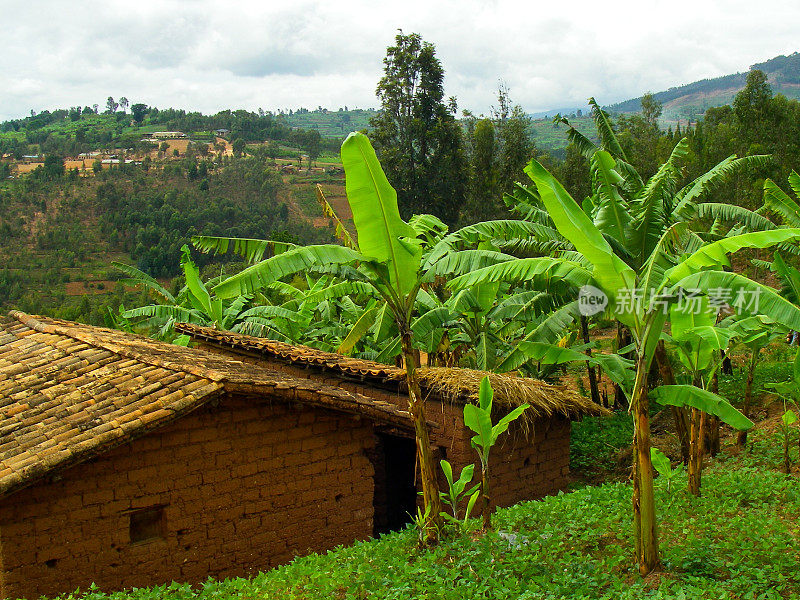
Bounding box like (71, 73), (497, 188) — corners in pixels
(718, 359), (793, 407)
(570, 410), (632, 477)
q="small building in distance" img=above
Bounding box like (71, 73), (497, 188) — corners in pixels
(213, 128), (230, 137)
(149, 131), (186, 139)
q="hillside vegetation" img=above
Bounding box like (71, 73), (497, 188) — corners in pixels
(0, 156), (338, 325)
(607, 52), (800, 122)
(282, 108), (376, 138)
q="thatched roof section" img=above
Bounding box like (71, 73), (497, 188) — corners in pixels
(0, 311), (414, 500)
(176, 323), (608, 420)
(410, 368), (609, 420)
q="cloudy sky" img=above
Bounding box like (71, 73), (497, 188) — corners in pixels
(2, 0), (799, 121)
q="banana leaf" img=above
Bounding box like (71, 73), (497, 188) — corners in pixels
(651, 385), (753, 430)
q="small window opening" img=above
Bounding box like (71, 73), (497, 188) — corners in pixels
(129, 506), (165, 544)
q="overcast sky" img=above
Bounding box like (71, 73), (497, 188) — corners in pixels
(2, 0), (799, 121)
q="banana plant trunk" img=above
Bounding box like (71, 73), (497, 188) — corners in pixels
(688, 407), (705, 496)
(615, 322), (633, 408)
(631, 350), (659, 575)
(737, 349), (758, 448)
(580, 315), (602, 406)
(480, 462), (491, 530)
(784, 429), (792, 474)
(705, 415), (721, 457)
(400, 328), (443, 541)
(654, 340), (690, 463)
(707, 367), (721, 456)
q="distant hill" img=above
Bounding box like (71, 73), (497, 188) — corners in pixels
(606, 52), (800, 122)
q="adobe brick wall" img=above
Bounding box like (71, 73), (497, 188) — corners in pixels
(0, 395), (377, 600)
(201, 347), (572, 508)
(424, 403), (571, 509)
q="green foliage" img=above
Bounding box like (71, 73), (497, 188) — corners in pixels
(463, 377), (529, 529)
(409, 503), (438, 547)
(650, 448), (683, 494)
(340, 132), (420, 296)
(570, 410), (633, 475)
(652, 385), (753, 430)
(438, 459), (479, 527)
(99, 157), (293, 277)
(370, 32), (466, 225)
(282, 108), (375, 139)
(463, 377), (529, 470)
(718, 360), (793, 406)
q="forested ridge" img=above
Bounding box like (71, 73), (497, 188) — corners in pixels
(607, 52), (800, 119)
(0, 104), (335, 160)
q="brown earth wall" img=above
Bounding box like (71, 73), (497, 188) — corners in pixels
(200, 347), (572, 509)
(0, 395), (376, 599)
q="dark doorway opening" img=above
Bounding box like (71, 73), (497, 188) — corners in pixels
(371, 433), (417, 536)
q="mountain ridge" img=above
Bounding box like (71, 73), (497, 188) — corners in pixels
(605, 51), (800, 120)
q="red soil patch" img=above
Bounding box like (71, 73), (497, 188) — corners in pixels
(320, 184), (351, 220)
(65, 281), (120, 296)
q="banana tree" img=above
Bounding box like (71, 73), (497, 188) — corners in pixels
(112, 245), (254, 341)
(450, 154), (800, 574)
(764, 350), (800, 473)
(556, 98), (775, 241)
(233, 274), (371, 351)
(663, 300), (758, 495)
(722, 314), (785, 447)
(763, 171), (800, 235)
(208, 133), (510, 540)
(503, 129), (773, 408)
(409, 279), (574, 374)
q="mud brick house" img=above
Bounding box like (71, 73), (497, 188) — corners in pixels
(0, 312), (604, 599)
(175, 323), (607, 520)
(0, 312), (416, 599)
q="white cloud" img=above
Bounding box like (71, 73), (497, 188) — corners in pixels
(2, 0), (799, 120)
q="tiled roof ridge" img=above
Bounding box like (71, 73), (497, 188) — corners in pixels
(174, 322), (403, 382)
(176, 322), (610, 420)
(10, 311), (233, 383)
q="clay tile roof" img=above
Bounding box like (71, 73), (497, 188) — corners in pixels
(175, 323), (609, 421)
(0, 311), (415, 499)
(175, 322), (402, 380)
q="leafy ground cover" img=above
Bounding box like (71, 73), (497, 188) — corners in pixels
(55, 424), (800, 600)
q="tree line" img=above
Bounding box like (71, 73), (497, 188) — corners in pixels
(368, 33), (800, 230)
